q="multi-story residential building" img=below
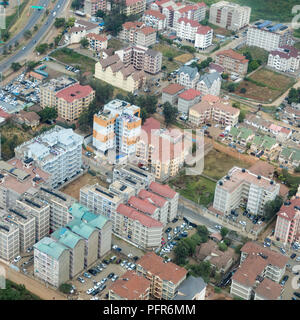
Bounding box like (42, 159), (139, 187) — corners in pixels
(195, 26), (213, 50)
(209, 1), (251, 31)
(109, 270), (151, 300)
(177, 66), (200, 89)
(173, 276), (207, 300)
(215, 49), (249, 76)
(227, 127), (254, 147)
(161, 83), (185, 105)
(39, 76), (78, 109)
(92, 99), (141, 161)
(37, 187), (75, 233)
(274, 198), (300, 245)
(113, 203), (163, 249)
(15, 126), (83, 188)
(0, 217), (20, 261)
(148, 181), (178, 222)
(12, 110), (40, 130)
(68, 203), (112, 258)
(120, 22), (157, 47)
(176, 18), (200, 42)
(189, 95), (239, 127)
(246, 21), (293, 52)
(268, 46), (300, 73)
(254, 278), (283, 300)
(51, 227), (85, 279)
(0, 159), (50, 210)
(55, 83), (95, 121)
(80, 184), (122, 219)
(5, 207), (35, 253)
(16, 194), (50, 242)
(173, 3), (206, 29)
(94, 54), (146, 92)
(123, 0), (146, 16)
(64, 20), (100, 44)
(34, 237), (70, 287)
(230, 242), (287, 300)
(86, 33), (108, 53)
(250, 135), (279, 160)
(142, 9), (167, 31)
(128, 196), (160, 221)
(177, 88), (202, 114)
(278, 147), (300, 169)
(213, 167), (280, 216)
(108, 180), (136, 202)
(136, 252), (187, 300)
(116, 45), (162, 75)
(84, 0), (107, 17)
(196, 72), (221, 96)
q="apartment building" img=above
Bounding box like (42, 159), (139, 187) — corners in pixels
(176, 18), (200, 42)
(177, 66), (200, 89)
(177, 88), (202, 114)
(246, 21), (293, 52)
(0, 217), (20, 261)
(268, 46), (300, 73)
(68, 203), (112, 258)
(209, 1), (251, 31)
(34, 237), (70, 287)
(128, 196), (161, 222)
(173, 3), (206, 29)
(16, 194), (50, 242)
(136, 252), (187, 300)
(39, 76), (78, 109)
(94, 54), (146, 92)
(51, 227), (85, 278)
(189, 95), (239, 127)
(108, 180), (135, 202)
(116, 45), (162, 75)
(38, 187), (76, 233)
(84, 0), (107, 17)
(250, 135), (278, 160)
(230, 242), (287, 300)
(195, 26), (213, 50)
(55, 83), (95, 121)
(86, 33), (108, 52)
(0, 159), (50, 210)
(278, 147), (300, 169)
(80, 184), (122, 219)
(213, 167), (280, 216)
(124, 0), (146, 16)
(227, 127), (254, 147)
(15, 126), (83, 188)
(92, 99), (141, 161)
(142, 9), (167, 31)
(215, 49), (248, 76)
(113, 204), (163, 249)
(162, 83), (185, 105)
(274, 198), (300, 245)
(149, 181), (178, 222)
(64, 20), (100, 44)
(254, 278), (283, 300)
(196, 72), (221, 96)
(109, 270), (151, 300)
(5, 207), (35, 253)
(120, 22), (157, 47)
(173, 276), (207, 300)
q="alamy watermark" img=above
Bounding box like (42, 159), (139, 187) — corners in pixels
(0, 265), (6, 289)
(0, 4), (5, 30)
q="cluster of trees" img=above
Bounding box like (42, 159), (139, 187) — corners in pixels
(11, 62), (22, 72)
(54, 17), (75, 29)
(0, 280), (40, 300)
(191, 57), (213, 72)
(275, 169), (300, 197)
(71, 0), (84, 10)
(287, 88), (300, 104)
(162, 102), (178, 126)
(244, 51), (263, 73)
(264, 195), (283, 220)
(35, 43), (49, 54)
(59, 283), (73, 294)
(38, 107), (58, 123)
(232, 102), (246, 123)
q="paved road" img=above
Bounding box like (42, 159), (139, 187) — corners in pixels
(0, 0), (68, 74)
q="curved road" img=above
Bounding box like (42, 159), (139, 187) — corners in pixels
(0, 0), (68, 73)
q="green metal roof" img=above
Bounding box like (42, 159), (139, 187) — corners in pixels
(33, 237), (68, 260)
(66, 218), (96, 239)
(281, 147), (300, 161)
(230, 127), (253, 140)
(252, 135), (276, 150)
(52, 227), (83, 249)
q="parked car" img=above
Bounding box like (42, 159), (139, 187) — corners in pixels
(280, 275), (289, 286)
(165, 227), (172, 233)
(13, 256), (21, 263)
(107, 272), (115, 279)
(290, 253), (296, 259)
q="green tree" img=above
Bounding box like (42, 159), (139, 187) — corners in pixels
(66, 17), (75, 28)
(218, 242), (228, 252)
(220, 227), (229, 238)
(248, 60), (260, 72)
(294, 165), (300, 173)
(162, 102), (178, 126)
(59, 283), (72, 294)
(96, 9), (106, 17)
(11, 62), (22, 71)
(228, 83), (236, 92)
(264, 195), (283, 220)
(221, 73), (229, 80)
(238, 110), (246, 123)
(24, 30), (32, 39)
(240, 87), (247, 94)
(197, 225), (209, 243)
(38, 107), (58, 122)
(174, 242), (189, 265)
(80, 37), (89, 48)
(35, 43), (49, 54)
(189, 261), (211, 283)
(54, 18), (66, 28)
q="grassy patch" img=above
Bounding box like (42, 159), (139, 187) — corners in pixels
(294, 41), (300, 50)
(236, 46), (269, 64)
(107, 38), (124, 51)
(153, 43), (184, 59)
(0, 279), (41, 300)
(174, 53), (194, 64)
(6, 0), (30, 30)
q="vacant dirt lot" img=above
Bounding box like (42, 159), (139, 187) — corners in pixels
(174, 53), (194, 64)
(205, 284), (233, 300)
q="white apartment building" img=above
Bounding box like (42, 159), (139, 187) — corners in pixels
(34, 237), (70, 288)
(15, 126), (83, 188)
(114, 203), (163, 249)
(142, 9), (167, 31)
(213, 167), (280, 216)
(177, 66), (200, 89)
(268, 46), (300, 73)
(176, 18), (200, 42)
(246, 21), (293, 52)
(173, 3), (206, 29)
(195, 26), (213, 50)
(196, 72), (221, 96)
(209, 1), (251, 31)
(108, 181), (135, 202)
(0, 218), (20, 262)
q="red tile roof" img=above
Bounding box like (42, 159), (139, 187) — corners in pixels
(144, 9), (166, 20)
(56, 84), (94, 103)
(255, 278), (282, 300)
(138, 189), (167, 208)
(116, 204), (163, 228)
(123, 21), (143, 29)
(178, 88), (201, 101)
(162, 83), (185, 95)
(0, 109), (12, 119)
(216, 49), (249, 64)
(277, 198), (300, 221)
(126, 0), (143, 6)
(128, 196), (158, 215)
(178, 17), (200, 28)
(197, 25), (213, 35)
(137, 252), (187, 284)
(139, 26), (156, 35)
(149, 181), (177, 199)
(86, 33), (107, 42)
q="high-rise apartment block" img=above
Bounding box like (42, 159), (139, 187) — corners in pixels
(0, 217), (20, 261)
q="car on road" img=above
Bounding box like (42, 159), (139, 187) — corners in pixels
(290, 253), (296, 259)
(215, 225), (222, 230)
(112, 275), (119, 282)
(22, 47), (26, 50)
(86, 288), (94, 295)
(127, 253), (133, 258)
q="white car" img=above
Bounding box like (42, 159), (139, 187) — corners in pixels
(128, 253), (133, 258)
(86, 288), (94, 295)
(14, 256), (21, 263)
(112, 245), (118, 250)
(296, 256), (300, 262)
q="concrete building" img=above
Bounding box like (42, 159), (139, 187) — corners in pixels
(196, 72), (221, 96)
(173, 276), (207, 300)
(34, 237), (70, 287)
(254, 278), (283, 300)
(213, 167), (280, 216)
(84, 0), (107, 17)
(215, 49), (248, 76)
(267, 46), (300, 73)
(51, 227), (85, 279)
(136, 252), (187, 300)
(124, 0), (146, 16)
(209, 1), (251, 31)
(142, 9), (167, 30)
(177, 88), (201, 114)
(177, 65), (200, 89)
(278, 147), (300, 169)
(173, 3), (206, 29)
(195, 26), (213, 50)
(15, 126), (83, 188)
(13, 110), (40, 130)
(0, 217), (20, 261)
(108, 180), (135, 202)
(246, 21), (293, 52)
(86, 33), (108, 53)
(64, 19), (100, 44)
(176, 18), (200, 42)
(128, 195), (160, 222)
(274, 198), (300, 245)
(161, 83), (185, 105)
(114, 204), (163, 249)
(120, 22), (157, 47)
(109, 270), (151, 300)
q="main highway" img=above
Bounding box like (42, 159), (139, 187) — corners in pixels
(0, 0), (68, 74)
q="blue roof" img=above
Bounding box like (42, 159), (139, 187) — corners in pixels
(52, 227), (83, 249)
(66, 218), (96, 239)
(34, 237), (68, 260)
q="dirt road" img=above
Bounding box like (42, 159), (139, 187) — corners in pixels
(0, 262), (67, 300)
